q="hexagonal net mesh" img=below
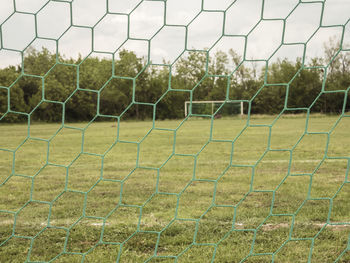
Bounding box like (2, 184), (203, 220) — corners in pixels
(0, 0), (350, 262)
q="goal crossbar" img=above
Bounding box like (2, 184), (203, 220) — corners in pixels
(184, 101), (244, 117)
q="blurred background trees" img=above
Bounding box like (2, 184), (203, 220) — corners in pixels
(1, 39), (349, 122)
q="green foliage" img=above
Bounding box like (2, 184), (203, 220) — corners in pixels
(1, 40), (350, 122)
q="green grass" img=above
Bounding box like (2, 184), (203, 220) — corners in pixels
(0, 114), (349, 262)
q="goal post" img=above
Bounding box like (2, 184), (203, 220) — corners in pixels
(184, 100), (244, 117)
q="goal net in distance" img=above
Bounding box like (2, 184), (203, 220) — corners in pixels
(0, 0), (350, 262)
(184, 101), (244, 117)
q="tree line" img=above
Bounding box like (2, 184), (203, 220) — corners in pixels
(0, 40), (349, 123)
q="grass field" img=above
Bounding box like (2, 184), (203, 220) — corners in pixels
(0, 114), (349, 262)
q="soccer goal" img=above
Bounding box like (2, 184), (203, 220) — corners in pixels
(184, 100), (244, 117)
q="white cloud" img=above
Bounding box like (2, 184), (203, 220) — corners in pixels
(2, 13), (36, 51)
(263, 0), (298, 19)
(269, 44), (304, 63)
(0, 0), (349, 67)
(129, 1), (164, 39)
(58, 26), (92, 60)
(37, 1), (71, 39)
(187, 11), (224, 50)
(246, 20), (284, 60)
(166, 0), (201, 26)
(0, 0), (14, 26)
(72, 0), (106, 27)
(225, 0), (262, 35)
(118, 39), (149, 60)
(203, 0), (233, 11)
(0, 49), (21, 69)
(305, 26), (343, 64)
(108, 0), (142, 14)
(15, 0), (48, 14)
(150, 25), (186, 64)
(284, 3), (323, 43)
(322, 0), (350, 26)
(94, 14), (128, 53)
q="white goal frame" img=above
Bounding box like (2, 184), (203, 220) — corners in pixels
(184, 101), (244, 117)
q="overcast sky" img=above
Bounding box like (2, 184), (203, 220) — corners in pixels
(0, 0), (349, 69)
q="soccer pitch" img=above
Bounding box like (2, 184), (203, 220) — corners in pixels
(0, 114), (349, 262)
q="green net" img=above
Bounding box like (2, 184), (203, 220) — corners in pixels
(0, 0), (350, 262)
